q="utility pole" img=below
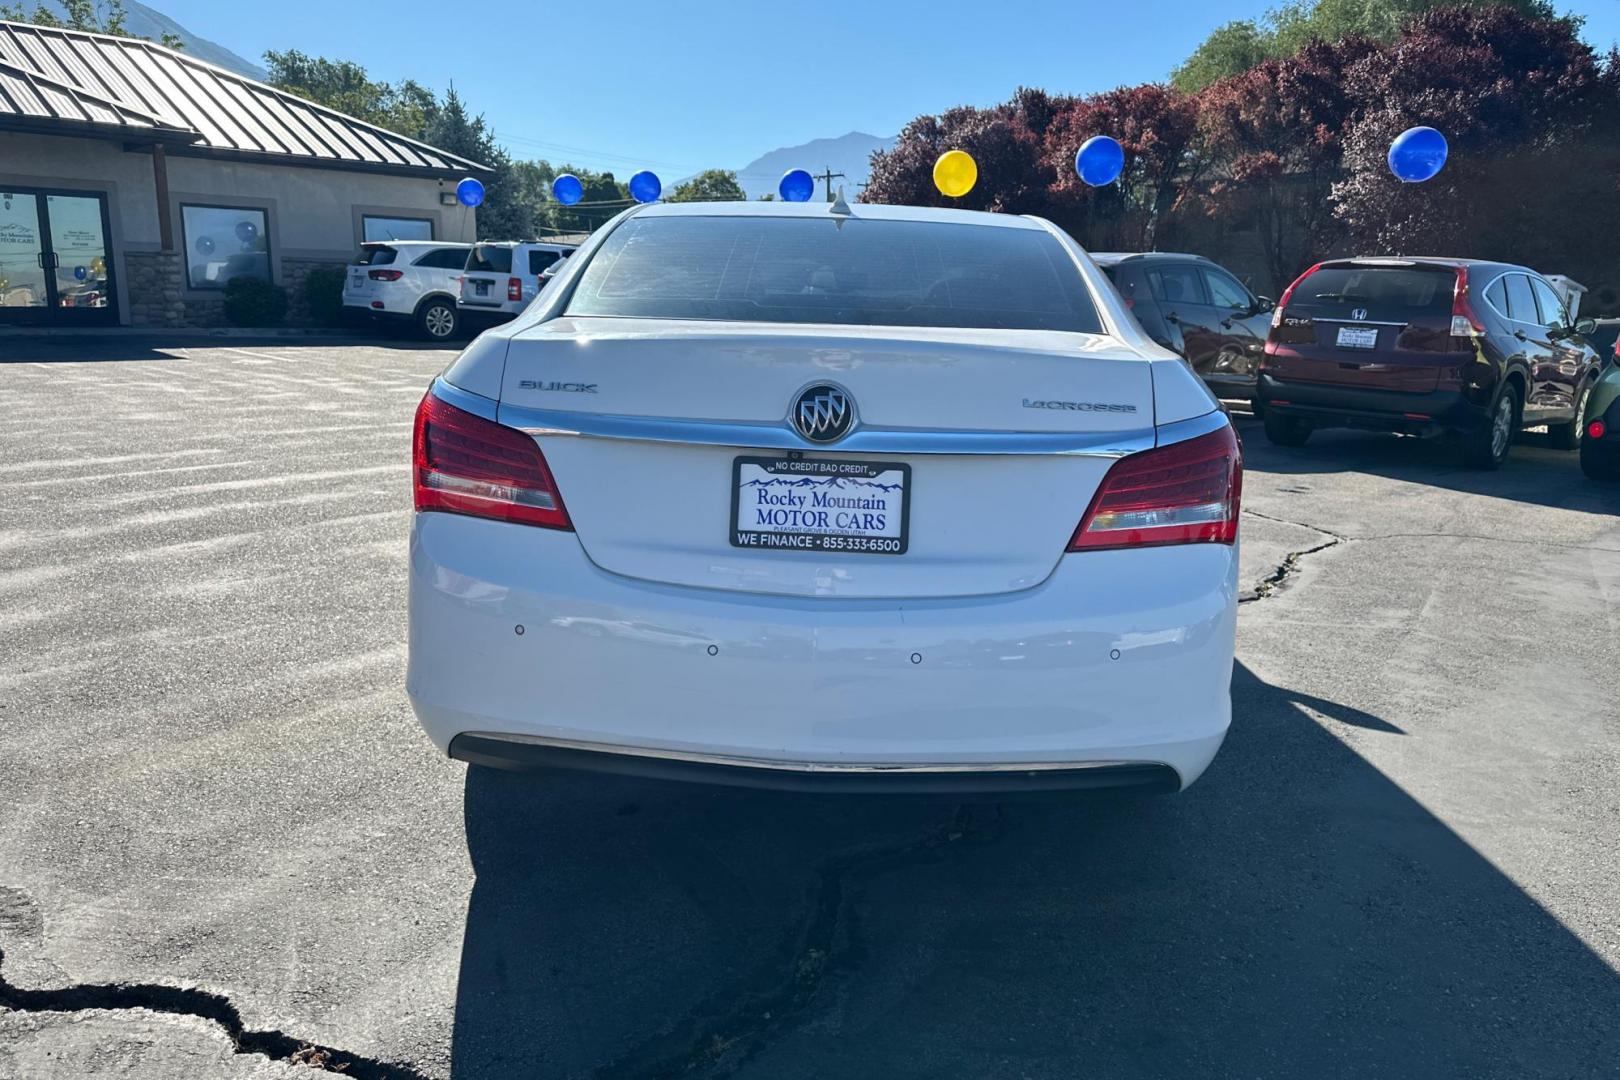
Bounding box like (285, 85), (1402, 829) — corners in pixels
(815, 166), (846, 203)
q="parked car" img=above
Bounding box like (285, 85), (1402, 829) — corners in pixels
(1258, 257), (1603, 468)
(457, 241), (576, 326)
(409, 201), (1241, 794)
(342, 240), (472, 341)
(1093, 252), (1274, 404)
(1581, 334), (1620, 481)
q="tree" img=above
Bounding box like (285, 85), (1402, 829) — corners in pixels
(865, 92), (1054, 213)
(1172, 21), (1273, 95)
(0, 0), (183, 47)
(1172, 0), (1563, 91)
(1192, 37), (1377, 286)
(420, 87), (532, 241)
(509, 161), (631, 236)
(263, 50), (433, 137)
(1331, 4), (1620, 295)
(668, 169), (746, 202)
(1041, 84), (1201, 250)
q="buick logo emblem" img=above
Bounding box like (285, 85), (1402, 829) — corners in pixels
(793, 385), (853, 443)
(1350, 308), (1369, 321)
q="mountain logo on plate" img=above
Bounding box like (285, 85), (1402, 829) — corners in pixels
(793, 385), (853, 443)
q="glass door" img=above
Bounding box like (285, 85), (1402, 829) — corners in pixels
(0, 192), (50, 322)
(45, 194), (114, 322)
(0, 188), (117, 326)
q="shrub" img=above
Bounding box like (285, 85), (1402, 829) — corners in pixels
(223, 277), (289, 326)
(303, 266), (347, 326)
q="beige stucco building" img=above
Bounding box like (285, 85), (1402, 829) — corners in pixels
(0, 19), (486, 328)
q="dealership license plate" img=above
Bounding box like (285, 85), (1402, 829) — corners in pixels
(1336, 326), (1378, 349)
(475, 281), (490, 297)
(731, 456), (910, 555)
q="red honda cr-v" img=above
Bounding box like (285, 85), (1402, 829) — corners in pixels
(1258, 257), (1601, 468)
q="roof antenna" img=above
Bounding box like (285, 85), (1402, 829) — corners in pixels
(829, 186), (851, 216)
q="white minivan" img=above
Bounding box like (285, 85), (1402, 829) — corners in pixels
(342, 241), (471, 341)
(457, 241), (576, 326)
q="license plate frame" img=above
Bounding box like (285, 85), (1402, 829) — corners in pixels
(730, 456), (910, 556)
(474, 281), (490, 297)
(1336, 325), (1378, 350)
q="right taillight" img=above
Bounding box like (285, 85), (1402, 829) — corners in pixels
(413, 391), (571, 530)
(1590, 419), (1608, 441)
(368, 269), (404, 282)
(1069, 425), (1242, 551)
(1450, 265), (1485, 338)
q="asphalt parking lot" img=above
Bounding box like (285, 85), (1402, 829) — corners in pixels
(2, 336), (1618, 1079)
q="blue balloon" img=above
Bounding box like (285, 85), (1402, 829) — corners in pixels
(628, 170), (662, 203)
(1388, 126), (1448, 183)
(1075, 136), (1125, 187)
(74, 265), (87, 281)
(456, 177), (486, 207)
(778, 168), (815, 202)
(551, 173), (584, 205)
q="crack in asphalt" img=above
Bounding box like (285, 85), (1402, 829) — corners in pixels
(1241, 509), (1345, 604)
(591, 803), (1007, 1079)
(0, 945), (430, 1079)
(1240, 537), (1343, 603)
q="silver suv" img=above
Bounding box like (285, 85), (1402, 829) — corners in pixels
(458, 241), (576, 325)
(342, 241), (472, 341)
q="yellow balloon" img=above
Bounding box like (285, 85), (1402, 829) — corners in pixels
(933, 149), (978, 198)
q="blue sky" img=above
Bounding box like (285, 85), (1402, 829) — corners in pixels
(156, 0), (1620, 175)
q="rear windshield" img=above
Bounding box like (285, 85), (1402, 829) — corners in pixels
(564, 216), (1104, 332)
(1294, 266), (1454, 318)
(466, 245), (513, 274)
(350, 245), (397, 266)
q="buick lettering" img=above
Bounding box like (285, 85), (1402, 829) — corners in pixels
(407, 200), (1241, 794)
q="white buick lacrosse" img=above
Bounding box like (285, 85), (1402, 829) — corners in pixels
(406, 199), (1240, 794)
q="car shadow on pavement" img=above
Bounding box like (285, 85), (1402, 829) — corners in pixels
(449, 662), (1620, 1079)
(1234, 417), (1612, 513)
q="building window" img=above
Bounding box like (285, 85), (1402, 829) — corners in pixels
(363, 215), (433, 242)
(181, 204), (270, 290)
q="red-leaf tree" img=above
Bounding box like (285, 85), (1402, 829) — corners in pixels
(1332, 4), (1620, 283)
(1040, 84), (1201, 251)
(1193, 37), (1378, 288)
(864, 89), (1058, 213)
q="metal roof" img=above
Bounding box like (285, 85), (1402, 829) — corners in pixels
(0, 19), (489, 178)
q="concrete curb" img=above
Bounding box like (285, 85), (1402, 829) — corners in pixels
(0, 326), (369, 339)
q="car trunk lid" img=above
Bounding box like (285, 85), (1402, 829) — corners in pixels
(496, 317), (1156, 599)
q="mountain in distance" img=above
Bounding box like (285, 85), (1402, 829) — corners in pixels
(23, 1), (266, 79)
(126, 1), (265, 77)
(731, 131), (896, 201)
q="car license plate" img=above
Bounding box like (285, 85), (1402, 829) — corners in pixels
(475, 281), (489, 297)
(1336, 326), (1378, 349)
(731, 456), (909, 555)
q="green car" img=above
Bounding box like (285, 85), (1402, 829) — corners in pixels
(1583, 346), (1620, 481)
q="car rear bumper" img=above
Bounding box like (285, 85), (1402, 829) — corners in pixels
(341, 301), (412, 323)
(406, 513), (1237, 792)
(447, 733), (1182, 793)
(1257, 374), (1482, 434)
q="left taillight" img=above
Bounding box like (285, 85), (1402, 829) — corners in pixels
(1069, 425), (1242, 551)
(413, 391), (571, 530)
(369, 269), (404, 282)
